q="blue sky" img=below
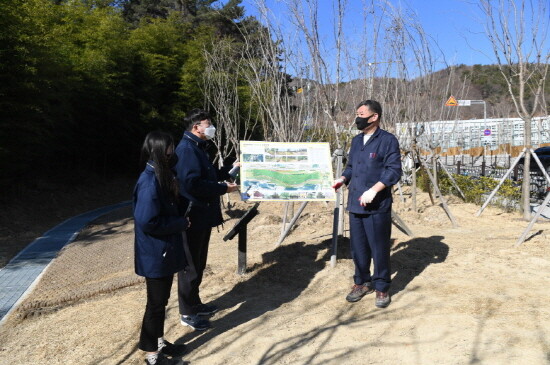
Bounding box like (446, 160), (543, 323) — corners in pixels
(239, 0), (497, 69)
(397, 0), (495, 66)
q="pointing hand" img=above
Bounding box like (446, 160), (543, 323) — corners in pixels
(332, 178), (345, 191)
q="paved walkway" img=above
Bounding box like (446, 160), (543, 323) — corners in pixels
(0, 201), (131, 323)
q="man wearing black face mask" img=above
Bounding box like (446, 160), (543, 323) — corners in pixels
(332, 100), (401, 308)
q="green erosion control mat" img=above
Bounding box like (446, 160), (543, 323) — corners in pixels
(11, 206), (143, 322)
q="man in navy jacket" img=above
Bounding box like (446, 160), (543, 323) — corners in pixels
(174, 109), (239, 330)
(333, 100), (401, 308)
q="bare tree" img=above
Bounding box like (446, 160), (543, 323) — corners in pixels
(202, 38), (259, 166)
(478, 0), (550, 220)
(283, 0), (349, 147)
(216, 0), (467, 157)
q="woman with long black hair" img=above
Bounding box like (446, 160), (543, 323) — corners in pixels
(134, 131), (189, 365)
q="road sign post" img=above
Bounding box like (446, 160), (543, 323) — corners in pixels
(446, 97), (487, 150)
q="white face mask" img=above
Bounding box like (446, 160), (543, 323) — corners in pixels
(204, 125), (216, 140)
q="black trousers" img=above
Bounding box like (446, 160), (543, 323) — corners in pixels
(177, 227), (212, 315)
(139, 275), (173, 352)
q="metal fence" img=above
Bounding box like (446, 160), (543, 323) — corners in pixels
(431, 161), (549, 203)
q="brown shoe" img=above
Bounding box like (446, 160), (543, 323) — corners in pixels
(375, 290), (391, 308)
(345, 283), (374, 302)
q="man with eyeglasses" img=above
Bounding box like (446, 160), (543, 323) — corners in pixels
(332, 100), (401, 308)
(174, 109), (239, 330)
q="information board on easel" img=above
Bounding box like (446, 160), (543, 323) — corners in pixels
(239, 141), (336, 202)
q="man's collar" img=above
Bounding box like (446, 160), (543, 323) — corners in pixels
(359, 126), (381, 138)
(184, 130), (206, 146)
(363, 126), (381, 137)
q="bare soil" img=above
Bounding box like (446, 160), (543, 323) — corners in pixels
(1, 188), (549, 365)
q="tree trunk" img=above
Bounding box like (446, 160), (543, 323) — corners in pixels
(522, 118), (532, 220)
(432, 154), (438, 198)
(412, 149), (417, 213)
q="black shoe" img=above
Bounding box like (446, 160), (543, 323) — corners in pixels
(345, 282), (374, 303)
(160, 340), (187, 357)
(180, 314), (211, 331)
(145, 352), (179, 365)
(194, 303), (218, 316)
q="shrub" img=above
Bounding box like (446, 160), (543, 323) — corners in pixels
(414, 168), (521, 211)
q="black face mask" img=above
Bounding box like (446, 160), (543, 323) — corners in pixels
(355, 115), (375, 130)
(168, 154), (178, 168)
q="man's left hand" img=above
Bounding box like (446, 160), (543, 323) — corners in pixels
(226, 182), (239, 193)
(359, 189), (377, 206)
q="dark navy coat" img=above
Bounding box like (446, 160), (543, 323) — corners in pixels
(174, 131), (231, 230)
(133, 163), (189, 278)
(342, 128), (402, 214)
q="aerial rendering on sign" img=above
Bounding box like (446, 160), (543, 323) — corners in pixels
(239, 141), (336, 201)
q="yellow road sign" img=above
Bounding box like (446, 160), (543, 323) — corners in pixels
(445, 96), (458, 106)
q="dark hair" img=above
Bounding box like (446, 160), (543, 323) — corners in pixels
(184, 108), (211, 131)
(140, 131), (179, 201)
(356, 100), (382, 120)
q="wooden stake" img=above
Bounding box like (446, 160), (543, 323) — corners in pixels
(281, 202), (290, 234)
(436, 156), (466, 200)
(419, 157), (459, 228)
(475, 148), (526, 217)
(396, 181), (405, 203)
(412, 151), (417, 213)
(391, 210), (414, 237)
(515, 190), (550, 247)
(530, 148), (550, 184)
(276, 201), (308, 246)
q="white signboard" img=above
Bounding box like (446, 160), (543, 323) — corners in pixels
(239, 141), (336, 201)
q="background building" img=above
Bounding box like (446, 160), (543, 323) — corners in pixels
(397, 116), (550, 167)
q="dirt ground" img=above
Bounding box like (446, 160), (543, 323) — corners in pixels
(1, 188), (549, 365)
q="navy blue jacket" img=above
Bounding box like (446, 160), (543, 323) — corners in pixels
(133, 163), (189, 278)
(342, 127), (402, 214)
(174, 131), (231, 230)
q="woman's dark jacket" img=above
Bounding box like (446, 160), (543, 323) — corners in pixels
(133, 163), (188, 278)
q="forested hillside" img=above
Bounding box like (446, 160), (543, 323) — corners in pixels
(1, 0), (548, 196)
(0, 0), (265, 194)
(449, 64), (549, 119)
